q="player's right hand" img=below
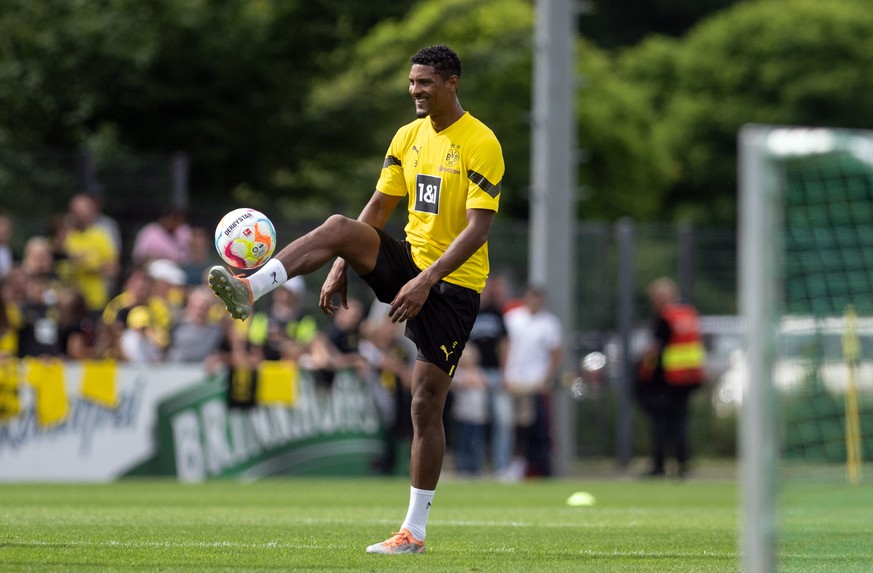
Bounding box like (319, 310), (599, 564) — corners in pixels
(319, 258), (349, 316)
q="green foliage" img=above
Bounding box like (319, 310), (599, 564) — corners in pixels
(620, 0), (873, 224)
(303, 0), (535, 217)
(0, 0), (159, 146)
(0, 0), (417, 211)
(579, 0), (741, 48)
(576, 40), (673, 220)
(4, 0), (871, 227)
(305, 0), (671, 221)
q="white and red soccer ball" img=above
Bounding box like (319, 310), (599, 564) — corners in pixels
(214, 208), (277, 269)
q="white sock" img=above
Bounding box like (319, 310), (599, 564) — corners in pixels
(400, 486), (434, 541)
(246, 259), (287, 301)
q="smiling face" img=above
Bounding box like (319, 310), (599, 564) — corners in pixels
(409, 64), (458, 120)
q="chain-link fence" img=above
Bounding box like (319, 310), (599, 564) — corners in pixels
(2, 148), (189, 259)
(2, 147), (741, 460)
(488, 219), (740, 461)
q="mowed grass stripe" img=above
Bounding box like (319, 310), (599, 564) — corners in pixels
(1, 477), (869, 572)
(0, 479), (737, 572)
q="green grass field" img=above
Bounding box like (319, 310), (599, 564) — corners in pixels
(0, 476), (870, 572)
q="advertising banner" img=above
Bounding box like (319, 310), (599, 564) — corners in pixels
(0, 362), (385, 482)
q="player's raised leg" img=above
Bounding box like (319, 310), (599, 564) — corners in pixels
(209, 214), (380, 320)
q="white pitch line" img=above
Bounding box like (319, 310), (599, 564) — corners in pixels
(7, 539), (741, 558)
(6, 540), (325, 550)
(2, 515), (610, 529)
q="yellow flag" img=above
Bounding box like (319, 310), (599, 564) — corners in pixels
(80, 359), (118, 408)
(0, 358), (21, 420)
(26, 358), (68, 427)
(256, 360), (298, 406)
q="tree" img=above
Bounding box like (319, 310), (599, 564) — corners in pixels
(0, 0), (417, 215)
(620, 0), (873, 224)
(578, 0), (741, 49)
(575, 38), (672, 220)
(302, 0), (670, 221)
(0, 0), (674, 224)
(0, 0), (160, 149)
(299, 0), (535, 218)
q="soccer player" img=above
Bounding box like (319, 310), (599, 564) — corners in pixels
(208, 45), (504, 554)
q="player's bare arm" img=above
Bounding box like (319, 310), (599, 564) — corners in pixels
(388, 207), (495, 323)
(319, 191), (404, 315)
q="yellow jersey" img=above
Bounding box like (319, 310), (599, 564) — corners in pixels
(376, 112), (504, 292)
(65, 226), (117, 311)
(0, 303), (21, 357)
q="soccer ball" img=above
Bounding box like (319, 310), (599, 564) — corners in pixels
(214, 208), (277, 269)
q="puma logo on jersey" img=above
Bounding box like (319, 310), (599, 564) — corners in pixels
(440, 341), (458, 361)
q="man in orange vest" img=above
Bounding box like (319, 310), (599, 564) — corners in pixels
(636, 277), (705, 478)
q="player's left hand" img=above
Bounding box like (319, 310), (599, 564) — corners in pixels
(388, 274), (433, 323)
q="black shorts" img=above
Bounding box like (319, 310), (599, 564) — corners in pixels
(359, 227), (480, 377)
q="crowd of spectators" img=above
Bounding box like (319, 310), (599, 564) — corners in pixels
(0, 195), (214, 364)
(0, 196), (558, 480)
(0, 196), (410, 373)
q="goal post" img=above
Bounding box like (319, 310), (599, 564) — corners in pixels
(739, 124), (779, 573)
(738, 125), (873, 572)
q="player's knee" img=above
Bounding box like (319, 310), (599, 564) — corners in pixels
(323, 213), (351, 231)
(411, 385), (445, 425)
(410, 395), (433, 427)
(320, 214), (355, 242)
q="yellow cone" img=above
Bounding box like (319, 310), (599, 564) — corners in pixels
(566, 491), (596, 507)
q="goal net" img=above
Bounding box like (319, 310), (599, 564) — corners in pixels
(739, 126), (873, 572)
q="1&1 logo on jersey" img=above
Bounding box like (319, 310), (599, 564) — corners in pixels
(414, 174), (442, 214)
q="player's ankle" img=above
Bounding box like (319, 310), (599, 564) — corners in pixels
(247, 259), (287, 300)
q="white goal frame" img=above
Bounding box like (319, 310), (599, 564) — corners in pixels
(739, 124), (780, 573)
(738, 124), (873, 572)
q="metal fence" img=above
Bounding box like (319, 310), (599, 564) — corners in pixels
(2, 148), (188, 258)
(489, 218), (738, 323)
(487, 219), (740, 463)
(2, 148), (742, 461)
(2, 147), (740, 325)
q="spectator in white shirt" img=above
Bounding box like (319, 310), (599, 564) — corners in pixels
(502, 285), (563, 479)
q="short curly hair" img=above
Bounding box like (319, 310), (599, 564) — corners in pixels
(410, 45), (461, 80)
